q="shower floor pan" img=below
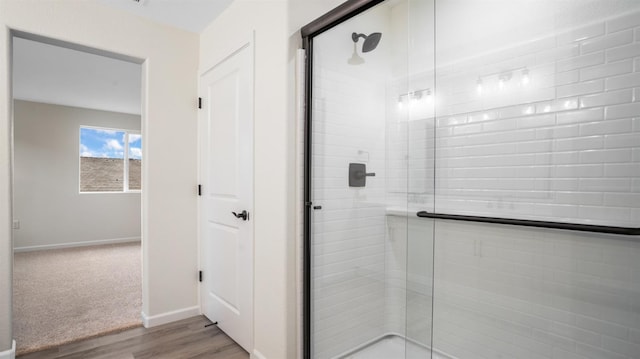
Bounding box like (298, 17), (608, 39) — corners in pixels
(340, 334), (451, 359)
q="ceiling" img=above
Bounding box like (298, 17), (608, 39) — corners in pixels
(13, 37), (142, 115)
(13, 0), (233, 115)
(95, 0), (233, 33)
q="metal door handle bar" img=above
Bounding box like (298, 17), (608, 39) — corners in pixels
(232, 210), (249, 221)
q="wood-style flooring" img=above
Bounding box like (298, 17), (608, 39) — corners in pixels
(18, 316), (249, 359)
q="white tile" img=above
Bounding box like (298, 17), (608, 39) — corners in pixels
(579, 89), (633, 109)
(556, 98), (580, 111)
(601, 335), (640, 358)
(605, 163), (640, 177)
(552, 348), (590, 359)
(452, 123), (482, 135)
(605, 72), (640, 91)
(575, 315), (629, 341)
(517, 114), (556, 129)
(556, 108), (604, 125)
(517, 140), (553, 153)
(554, 164), (603, 177)
(550, 151), (580, 164)
(579, 178), (631, 192)
(604, 193), (640, 208)
(437, 116), (467, 127)
(546, 125), (582, 140)
(557, 52), (605, 73)
(578, 206), (631, 223)
(604, 102), (640, 120)
(581, 30), (633, 54)
(581, 60), (633, 81)
(555, 136), (604, 151)
(604, 133), (640, 149)
(607, 11), (640, 33)
(550, 322), (601, 347)
(579, 119), (633, 136)
(630, 328), (640, 344)
(557, 80), (604, 98)
(555, 70), (581, 86)
(606, 42), (640, 62)
(468, 111), (498, 123)
(579, 149), (633, 163)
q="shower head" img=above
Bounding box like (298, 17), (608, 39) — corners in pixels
(351, 32), (382, 53)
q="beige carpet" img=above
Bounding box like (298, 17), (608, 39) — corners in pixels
(13, 242), (142, 355)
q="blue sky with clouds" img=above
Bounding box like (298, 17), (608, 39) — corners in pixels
(80, 127), (142, 160)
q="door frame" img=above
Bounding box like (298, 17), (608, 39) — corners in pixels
(197, 33), (255, 352)
(8, 29), (147, 338)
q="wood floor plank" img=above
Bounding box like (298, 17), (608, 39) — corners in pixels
(17, 316), (248, 359)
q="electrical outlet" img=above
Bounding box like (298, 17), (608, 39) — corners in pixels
(12, 220), (20, 230)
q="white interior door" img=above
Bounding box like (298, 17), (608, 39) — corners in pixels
(199, 42), (253, 352)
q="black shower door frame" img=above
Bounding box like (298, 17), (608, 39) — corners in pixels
(300, 0), (386, 357)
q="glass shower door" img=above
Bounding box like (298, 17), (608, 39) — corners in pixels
(307, 0), (435, 358)
(428, 1), (640, 359)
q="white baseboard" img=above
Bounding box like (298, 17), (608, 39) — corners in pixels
(14, 237), (141, 252)
(0, 340), (15, 359)
(141, 306), (200, 328)
(251, 349), (267, 359)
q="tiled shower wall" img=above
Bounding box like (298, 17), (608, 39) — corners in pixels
(384, 8), (640, 359)
(431, 10), (640, 227)
(430, 219), (640, 359)
(311, 65), (388, 358)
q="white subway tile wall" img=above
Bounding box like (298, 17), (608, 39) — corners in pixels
(429, 219), (640, 359)
(426, 10), (640, 227)
(311, 66), (389, 359)
(383, 7), (640, 359)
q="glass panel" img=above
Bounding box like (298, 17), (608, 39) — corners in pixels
(79, 127), (125, 192)
(431, 1), (640, 358)
(128, 134), (142, 190)
(403, 0), (436, 358)
(433, 0), (640, 228)
(309, 0), (436, 357)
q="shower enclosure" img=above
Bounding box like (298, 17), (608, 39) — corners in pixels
(302, 0), (640, 358)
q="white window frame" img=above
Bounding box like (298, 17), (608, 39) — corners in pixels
(79, 125), (142, 194)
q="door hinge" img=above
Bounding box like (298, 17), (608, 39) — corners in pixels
(199, 270), (203, 282)
(198, 97), (202, 109)
(198, 184), (202, 196)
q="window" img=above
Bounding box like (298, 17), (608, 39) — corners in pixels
(79, 126), (142, 192)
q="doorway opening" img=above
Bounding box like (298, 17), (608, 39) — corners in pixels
(11, 32), (144, 356)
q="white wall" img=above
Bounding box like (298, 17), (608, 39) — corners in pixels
(13, 100), (141, 251)
(199, 1), (293, 358)
(0, 1), (199, 352)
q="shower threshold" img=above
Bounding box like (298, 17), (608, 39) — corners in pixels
(338, 334), (452, 359)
